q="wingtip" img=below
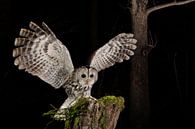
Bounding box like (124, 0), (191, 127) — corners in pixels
(130, 39), (137, 44)
(42, 21), (47, 27)
(19, 28), (25, 36)
(133, 39), (137, 44)
(18, 64), (25, 70)
(14, 38), (21, 46)
(124, 55), (130, 60)
(29, 21), (35, 25)
(130, 51), (134, 56)
(12, 49), (17, 57)
(128, 33), (134, 37)
(14, 38), (18, 46)
(29, 21), (36, 27)
(14, 58), (19, 66)
(132, 44), (137, 50)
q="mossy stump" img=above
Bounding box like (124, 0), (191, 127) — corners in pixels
(43, 96), (125, 129)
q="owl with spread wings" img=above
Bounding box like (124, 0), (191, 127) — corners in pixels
(13, 21), (137, 119)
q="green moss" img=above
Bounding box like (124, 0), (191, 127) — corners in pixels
(64, 119), (71, 129)
(43, 96), (125, 129)
(73, 117), (80, 128)
(42, 98), (89, 129)
(99, 108), (107, 129)
(63, 98), (89, 129)
(68, 97), (89, 118)
(43, 98), (88, 118)
(98, 96), (125, 129)
(42, 108), (57, 117)
(98, 96), (125, 111)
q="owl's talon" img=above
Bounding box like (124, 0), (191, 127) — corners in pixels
(54, 114), (66, 121)
(54, 109), (67, 121)
(85, 96), (97, 101)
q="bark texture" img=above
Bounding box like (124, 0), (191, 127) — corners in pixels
(129, 1), (195, 129)
(129, 1), (150, 129)
(43, 96), (124, 129)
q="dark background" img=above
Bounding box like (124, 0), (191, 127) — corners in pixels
(0, 0), (195, 129)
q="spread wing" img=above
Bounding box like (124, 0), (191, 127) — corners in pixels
(13, 21), (74, 88)
(90, 33), (137, 72)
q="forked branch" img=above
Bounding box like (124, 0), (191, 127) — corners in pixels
(147, 0), (195, 15)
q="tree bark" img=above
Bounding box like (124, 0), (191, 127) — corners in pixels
(43, 96), (125, 129)
(128, 0), (195, 129)
(129, 1), (150, 129)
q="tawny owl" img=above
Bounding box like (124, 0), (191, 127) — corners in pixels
(13, 21), (137, 119)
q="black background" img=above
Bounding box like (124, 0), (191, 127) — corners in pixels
(0, 0), (195, 129)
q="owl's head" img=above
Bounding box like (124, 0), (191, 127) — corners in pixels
(74, 66), (98, 87)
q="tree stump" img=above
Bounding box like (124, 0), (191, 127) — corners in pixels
(43, 96), (125, 129)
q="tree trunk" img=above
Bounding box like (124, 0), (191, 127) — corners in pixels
(43, 96), (125, 129)
(129, 1), (150, 129)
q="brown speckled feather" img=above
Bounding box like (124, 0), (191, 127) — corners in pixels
(13, 21), (74, 88)
(90, 33), (137, 72)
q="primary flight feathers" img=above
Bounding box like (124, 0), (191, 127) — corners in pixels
(13, 21), (137, 88)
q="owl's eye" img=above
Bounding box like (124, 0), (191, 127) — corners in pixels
(81, 74), (86, 78)
(90, 74), (94, 78)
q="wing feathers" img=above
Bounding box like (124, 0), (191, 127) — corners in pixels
(19, 28), (37, 40)
(13, 21), (74, 88)
(90, 33), (137, 72)
(14, 38), (30, 46)
(42, 22), (56, 37)
(13, 46), (26, 57)
(29, 21), (46, 36)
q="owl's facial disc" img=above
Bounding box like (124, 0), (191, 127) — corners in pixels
(77, 66), (98, 86)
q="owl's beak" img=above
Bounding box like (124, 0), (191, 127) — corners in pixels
(85, 79), (90, 85)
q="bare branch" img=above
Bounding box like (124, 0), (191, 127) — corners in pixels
(147, 0), (195, 15)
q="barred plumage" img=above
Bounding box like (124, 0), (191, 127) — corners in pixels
(13, 21), (74, 88)
(90, 33), (137, 71)
(13, 21), (137, 120)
